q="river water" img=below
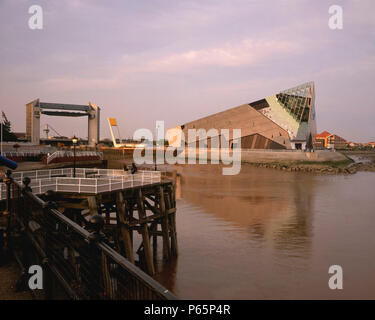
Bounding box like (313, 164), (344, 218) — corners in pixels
(153, 164), (375, 299)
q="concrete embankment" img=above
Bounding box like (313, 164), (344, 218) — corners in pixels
(240, 150), (375, 174)
(184, 149), (359, 174)
(182, 148), (347, 162)
(105, 148), (375, 175)
(241, 149), (347, 162)
(240, 150), (352, 174)
(243, 150), (350, 174)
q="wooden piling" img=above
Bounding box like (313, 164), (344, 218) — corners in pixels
(87, 196), (99, 216)
(44, 180), (177, 276)
(159, 185), (171, 261)
(166, 185), (178, 256)
(116, 192), (134, 264)
(151, 222), (158, 262)
(137, 189), (155, 276)
(101, 252), (113, 299)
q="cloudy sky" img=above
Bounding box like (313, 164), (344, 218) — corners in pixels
(0, 0), (374, 141)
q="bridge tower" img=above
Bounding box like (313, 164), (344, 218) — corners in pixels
(26, 99), (100, 146)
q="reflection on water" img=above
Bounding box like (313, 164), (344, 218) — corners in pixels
(154, 164), (375, 299)
(179, 165), (314, 257)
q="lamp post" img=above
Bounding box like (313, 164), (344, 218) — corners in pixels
(72, 135), (78, 177)
(154, 123), (159, 171)
(154, 140), (157, 171)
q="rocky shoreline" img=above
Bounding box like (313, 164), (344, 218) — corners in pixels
(243, 159), (375, 174)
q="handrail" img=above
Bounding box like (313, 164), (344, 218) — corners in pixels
(17, 181), (91, 239)
(10, 179), (176, 300)
(97, 241), (176, 299)
(1, 169), (162, 200)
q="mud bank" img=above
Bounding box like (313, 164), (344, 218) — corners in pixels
(242, 157), (375, 174)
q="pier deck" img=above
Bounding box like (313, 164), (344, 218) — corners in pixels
(0, 168), (177, 299)
(0, 168), (161, 199)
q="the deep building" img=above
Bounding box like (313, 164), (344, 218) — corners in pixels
(168, 81), (317, 150)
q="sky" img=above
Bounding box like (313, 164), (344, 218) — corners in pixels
(0, 0), (374, 142)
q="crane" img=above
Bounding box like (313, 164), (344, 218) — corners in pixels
(43, 124), (63, 139)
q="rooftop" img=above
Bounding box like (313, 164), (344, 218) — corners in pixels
(315, 131), (332, 139)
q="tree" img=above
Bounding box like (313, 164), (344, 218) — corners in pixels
(1, 120), (18, 142)
(306, 133), (313, 151)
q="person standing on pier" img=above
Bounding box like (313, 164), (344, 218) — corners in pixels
(131, 162), (137, 174)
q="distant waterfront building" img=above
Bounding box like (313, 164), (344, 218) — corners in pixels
(347, 141), (356, 148)
(13, 132), (27, 142)
(167, 82), (317, 150)
(327, 134), (347, 149)
(314, 131), (347, 149)
(314, 131), (332, 149)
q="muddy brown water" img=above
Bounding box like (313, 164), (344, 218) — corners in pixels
(108, 161), (375, 299)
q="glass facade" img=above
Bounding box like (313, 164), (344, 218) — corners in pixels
(276, 82), (315, 123)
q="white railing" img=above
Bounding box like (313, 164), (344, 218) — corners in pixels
(11, 168), (131, 180)
(1, 146), (57, 154)
(3, 151), (46, 157)
(46, 151), (103, 164)
(12, 168), (74, 181)
(1, 169), (162, 200)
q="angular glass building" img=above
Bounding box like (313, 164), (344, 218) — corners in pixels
(168, 81), (317, 150)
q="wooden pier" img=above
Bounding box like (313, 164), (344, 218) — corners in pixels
(0, 168), (178, 299)
(51, 179), (178, 276)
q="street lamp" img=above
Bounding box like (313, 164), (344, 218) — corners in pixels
(72, 135), (78, 177)
(154, 123), (159, 171)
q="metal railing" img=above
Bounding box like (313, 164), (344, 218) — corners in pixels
(2, 151), (46, 157)
(5, 174), (176, 300)
(1, 169), (162, 200)
(1, 151), (46, 162)
(46, 151), (103, 164)
(1, 146), (57, 153)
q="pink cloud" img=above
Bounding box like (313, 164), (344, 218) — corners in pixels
(122, 39), (300, 73)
